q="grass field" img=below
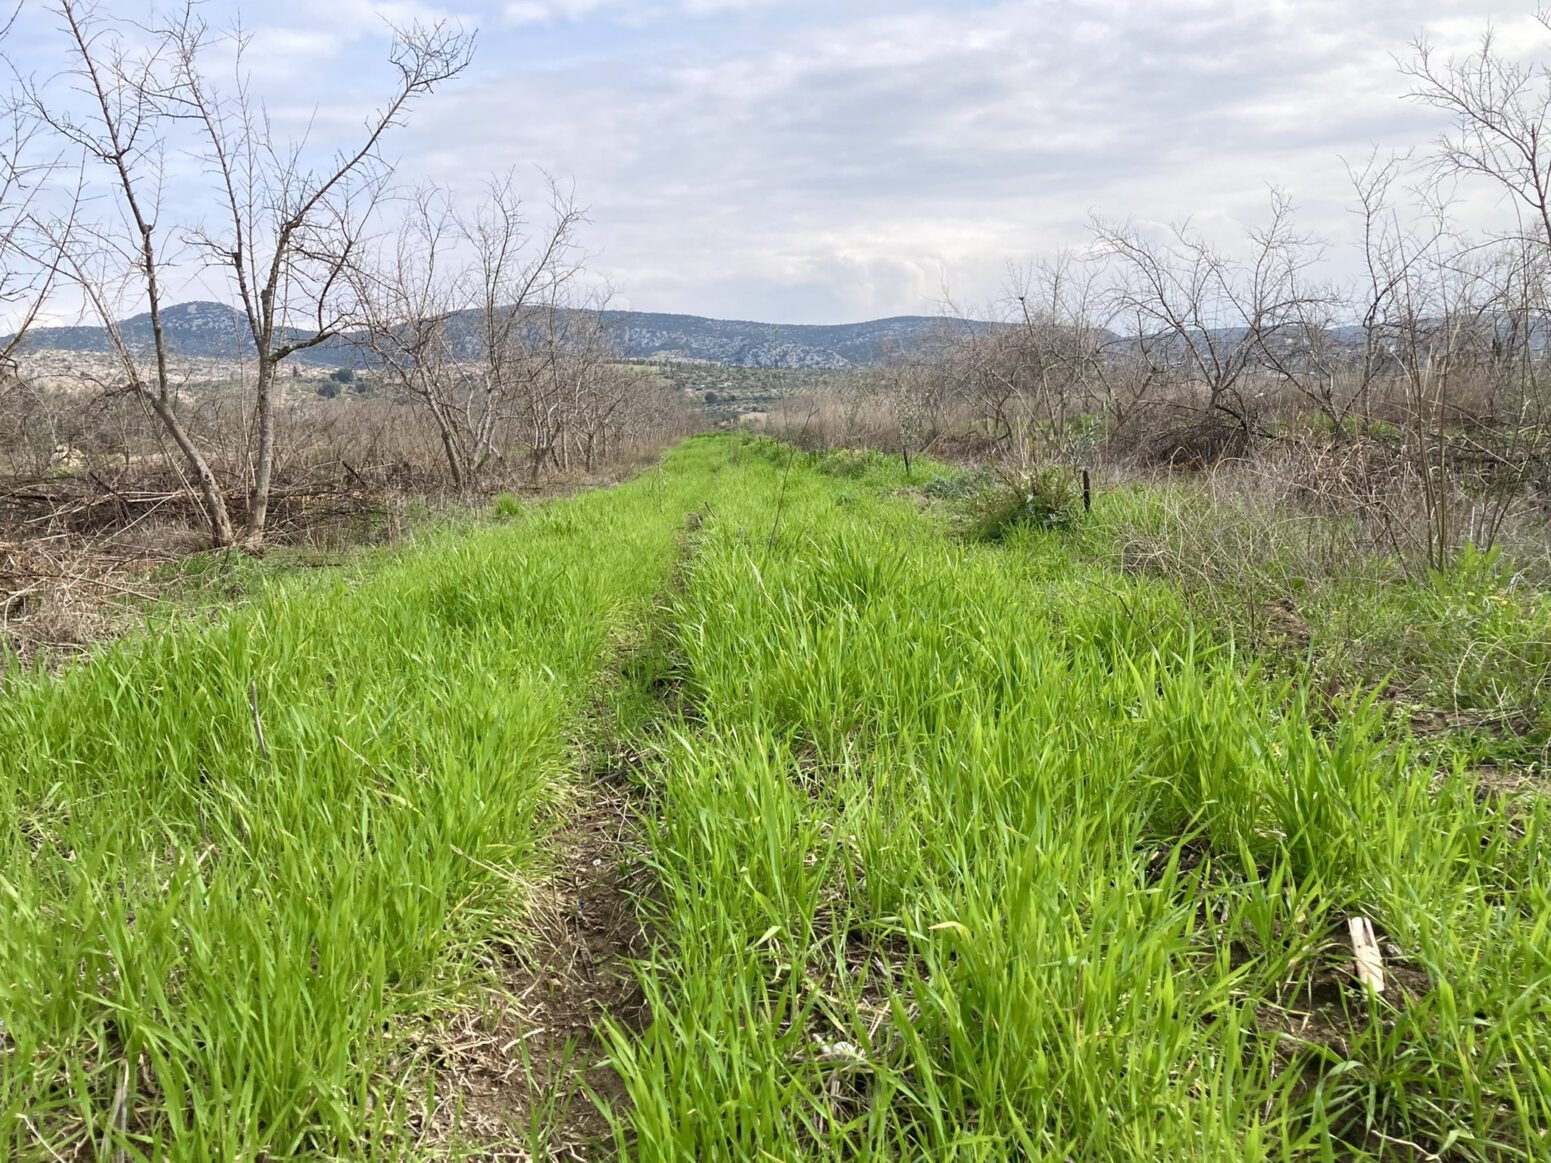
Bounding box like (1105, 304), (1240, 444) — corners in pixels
(2, 434), (1547, 1160)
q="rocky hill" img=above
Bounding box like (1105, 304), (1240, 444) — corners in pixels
(11, 302), (987, 371)
(594, 310), (974, 367)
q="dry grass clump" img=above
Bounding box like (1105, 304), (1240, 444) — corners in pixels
(0, 536), (164, 665)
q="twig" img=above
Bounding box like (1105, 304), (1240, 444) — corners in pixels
(768, 404), (818, 549)
(19, 1115), (68, 1163)
(1, 568), (153, 600)
(103, 1059), (129, 1163)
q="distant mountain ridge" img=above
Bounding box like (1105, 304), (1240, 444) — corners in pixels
(594, 310), (973, 367)
(12, 301), (985, 370)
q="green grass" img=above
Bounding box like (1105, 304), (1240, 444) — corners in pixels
(3, 432), (1547, 1161)
(609, 435), (1551, 1161)
(1066, 481), (1551, 769)
(0, 440), (724, 1160)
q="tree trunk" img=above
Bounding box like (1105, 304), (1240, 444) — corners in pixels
(245, 358), (277, 546)
(147, 392), (236, 547)
(428, 400), (467, 492)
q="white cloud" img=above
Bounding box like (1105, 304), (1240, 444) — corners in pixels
(15, 0), (1542, 323)
(503, 0), (615, 25)
(504, 0), (777, 26)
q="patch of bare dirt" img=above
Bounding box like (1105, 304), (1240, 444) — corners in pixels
(1258, 925), (1432, 1052)
(1465, 763), (1548, 799)
(416, 508), (707, 1158)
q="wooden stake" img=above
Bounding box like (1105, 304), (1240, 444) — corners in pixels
(1348, 916), (1385, 996)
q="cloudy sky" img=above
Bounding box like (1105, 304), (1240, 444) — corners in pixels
(11, 0), (1543, 324)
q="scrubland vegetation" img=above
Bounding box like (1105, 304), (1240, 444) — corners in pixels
(0, 1), (694, 574)
(644, 362), (844, 423)
(750, 26), (1551, 607)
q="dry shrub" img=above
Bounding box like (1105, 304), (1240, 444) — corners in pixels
(0, 537), (160, 664)
(1110, 459), (1377, 614)
(1138, 407), (1254, 469)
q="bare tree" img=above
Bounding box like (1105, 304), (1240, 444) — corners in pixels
(351, 186), (470, 488)
(1092, 193), (1329, 457)
(34, 0), (473, 547)
(558, 299), (635, 472)
(1007, 253), (1108, 459)
(1088, 314), (1169, 454)
(1345, 160), (1551, 570)
(471, 177), (587, 483)
(160, 6), (472, 545)
(0, 3), (73, 368)
(1338, 150), (1425, 436)
(1402, 17), (1551, 249)
(354, 174), (587, 491)
(34, 0), (238, 543)
(872, 340), (954, 471)
(1345, 52), (1551, 574)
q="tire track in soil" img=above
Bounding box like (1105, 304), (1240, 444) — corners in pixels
(435, 512), (706, 1160)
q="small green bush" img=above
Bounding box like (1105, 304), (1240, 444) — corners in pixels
(921, 470), (985, 500)
(959, 466), (1082, 542)
(491, 492), (525, 522)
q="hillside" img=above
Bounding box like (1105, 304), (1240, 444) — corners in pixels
(10, 301), (353, 365)
(593, 309), (974, 367)
(11, 301), (986, 371)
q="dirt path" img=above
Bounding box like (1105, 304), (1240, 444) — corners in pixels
(436, 760), (653, 1160)
(432, 515), (702, 1159)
